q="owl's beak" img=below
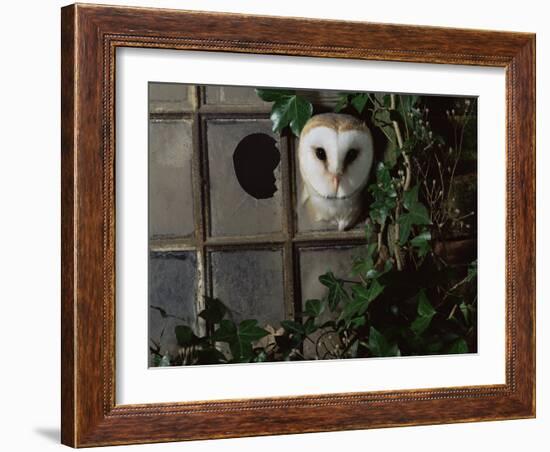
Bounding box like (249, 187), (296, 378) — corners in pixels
(331, 174), (341, 193)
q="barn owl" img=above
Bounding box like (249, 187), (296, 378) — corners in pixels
(298, 113), (374, 231)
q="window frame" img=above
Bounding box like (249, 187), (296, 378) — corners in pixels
(148, 83), (369, 337)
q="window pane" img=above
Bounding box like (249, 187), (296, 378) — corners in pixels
(210, 249), (285, 327)
(204, 86), (270, 107)
(149, 118), (195, 239)
(299, 246), (367, 359)
(206, 119), (283, 237)
(149, 82), (196, 113)
(300, 246), (366, 300)
(149, 251), (198, 362)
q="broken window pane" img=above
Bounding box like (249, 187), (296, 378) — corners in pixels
(204, 86), (270, 107)
(206, 119), (283, 236)
(210, 249), (285, 328)
(149, 118), (195, 239)
(149, 82), (196, 113)
(149, 251), (197, 363)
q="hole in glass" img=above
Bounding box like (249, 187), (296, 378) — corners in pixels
(233, 133), (280, 199)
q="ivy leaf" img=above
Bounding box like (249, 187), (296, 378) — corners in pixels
(198, 297), (227, 324)
(304, 299), (325, 317)
(408, 203), (431, 224)
(238, 319), (270, 344)
(340, 281), (384, 325)
(281, 320), (305, 335)
(411, 316), (432, 336)
(304, 317), (318, 335)
(334, 93), (349, 112)
(398, 205), (431, 245)
(255, 88), (294, 102)
(410, 290), (436, 336)
(352, 253), (374, 277)
(410, 230), (431, 257)
(401, 94), (419, 111)
(350, 317), (366, 328)
(417, 290), (436, 317)
(410, 230), (431, 246)
(466, 260), (478, 282)
(364, 221), (375, 241)
(152, 354), (171, 367)
(270, 98), (291, 133)
(350, 93), (370, 114)
(196, 348), (227, 365)
(401, 186), (431, 234)
(368, 327), (401, 357)
(369, 198), (394, 226)
(459, 301), (470, 324)
(369, 162), (398, 226)
(175, 325), (198, 347)
(424, 340), (444, 354)
(397, 213), (414, 245)
(270, 95), (313, 136)
(355, 280), (385, 304)
(252, 350), (268, 363)
(447, 338), (469, 354)
(366, 242), (378, 259)
(319, 272), (348, 310)
(375, 162), (394, 191)
(403, 185), (420, 210)
(214, 319), (269, 362)
(212, 319), (237, 343)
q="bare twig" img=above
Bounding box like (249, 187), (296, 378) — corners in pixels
(390, 94), (411, 191)
(389, 94), (408, 271)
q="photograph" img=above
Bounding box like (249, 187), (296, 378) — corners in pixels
(148, 83), (479, 367)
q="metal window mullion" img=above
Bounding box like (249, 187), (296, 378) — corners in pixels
(281, 132), (298, 321)
(192, 86), (208, 336)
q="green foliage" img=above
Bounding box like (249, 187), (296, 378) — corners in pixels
(447, 338), (468, 354)
(399, 185), (432, 244)
(339, 280), (383, 326)
(213, 319), (270, 362)
(255, 89), (313, 136)
(368, 327), (401, 357)
(369, 162), (397, 226)
(149, 297), (271, 366)
(319, 272), (348, 310)
(175, 325), (197, 347)
(152, 354), (171, 367)
(304, 299), (325, 317)
(410, 230), (431, 258)
(410, 290), (436, 335)
(198, 297), (227, 324)
(334, 92), (372, 114)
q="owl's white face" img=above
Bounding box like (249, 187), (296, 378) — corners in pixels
(299, 121), (374, 200)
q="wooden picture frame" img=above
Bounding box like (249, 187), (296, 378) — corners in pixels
(61, 3), (536, 447)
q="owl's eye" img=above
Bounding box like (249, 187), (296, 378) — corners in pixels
(345, 148), (359, 166)
(315, 147), (327, 161)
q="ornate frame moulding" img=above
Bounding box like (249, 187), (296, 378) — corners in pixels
(61, 3), (535, 447)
